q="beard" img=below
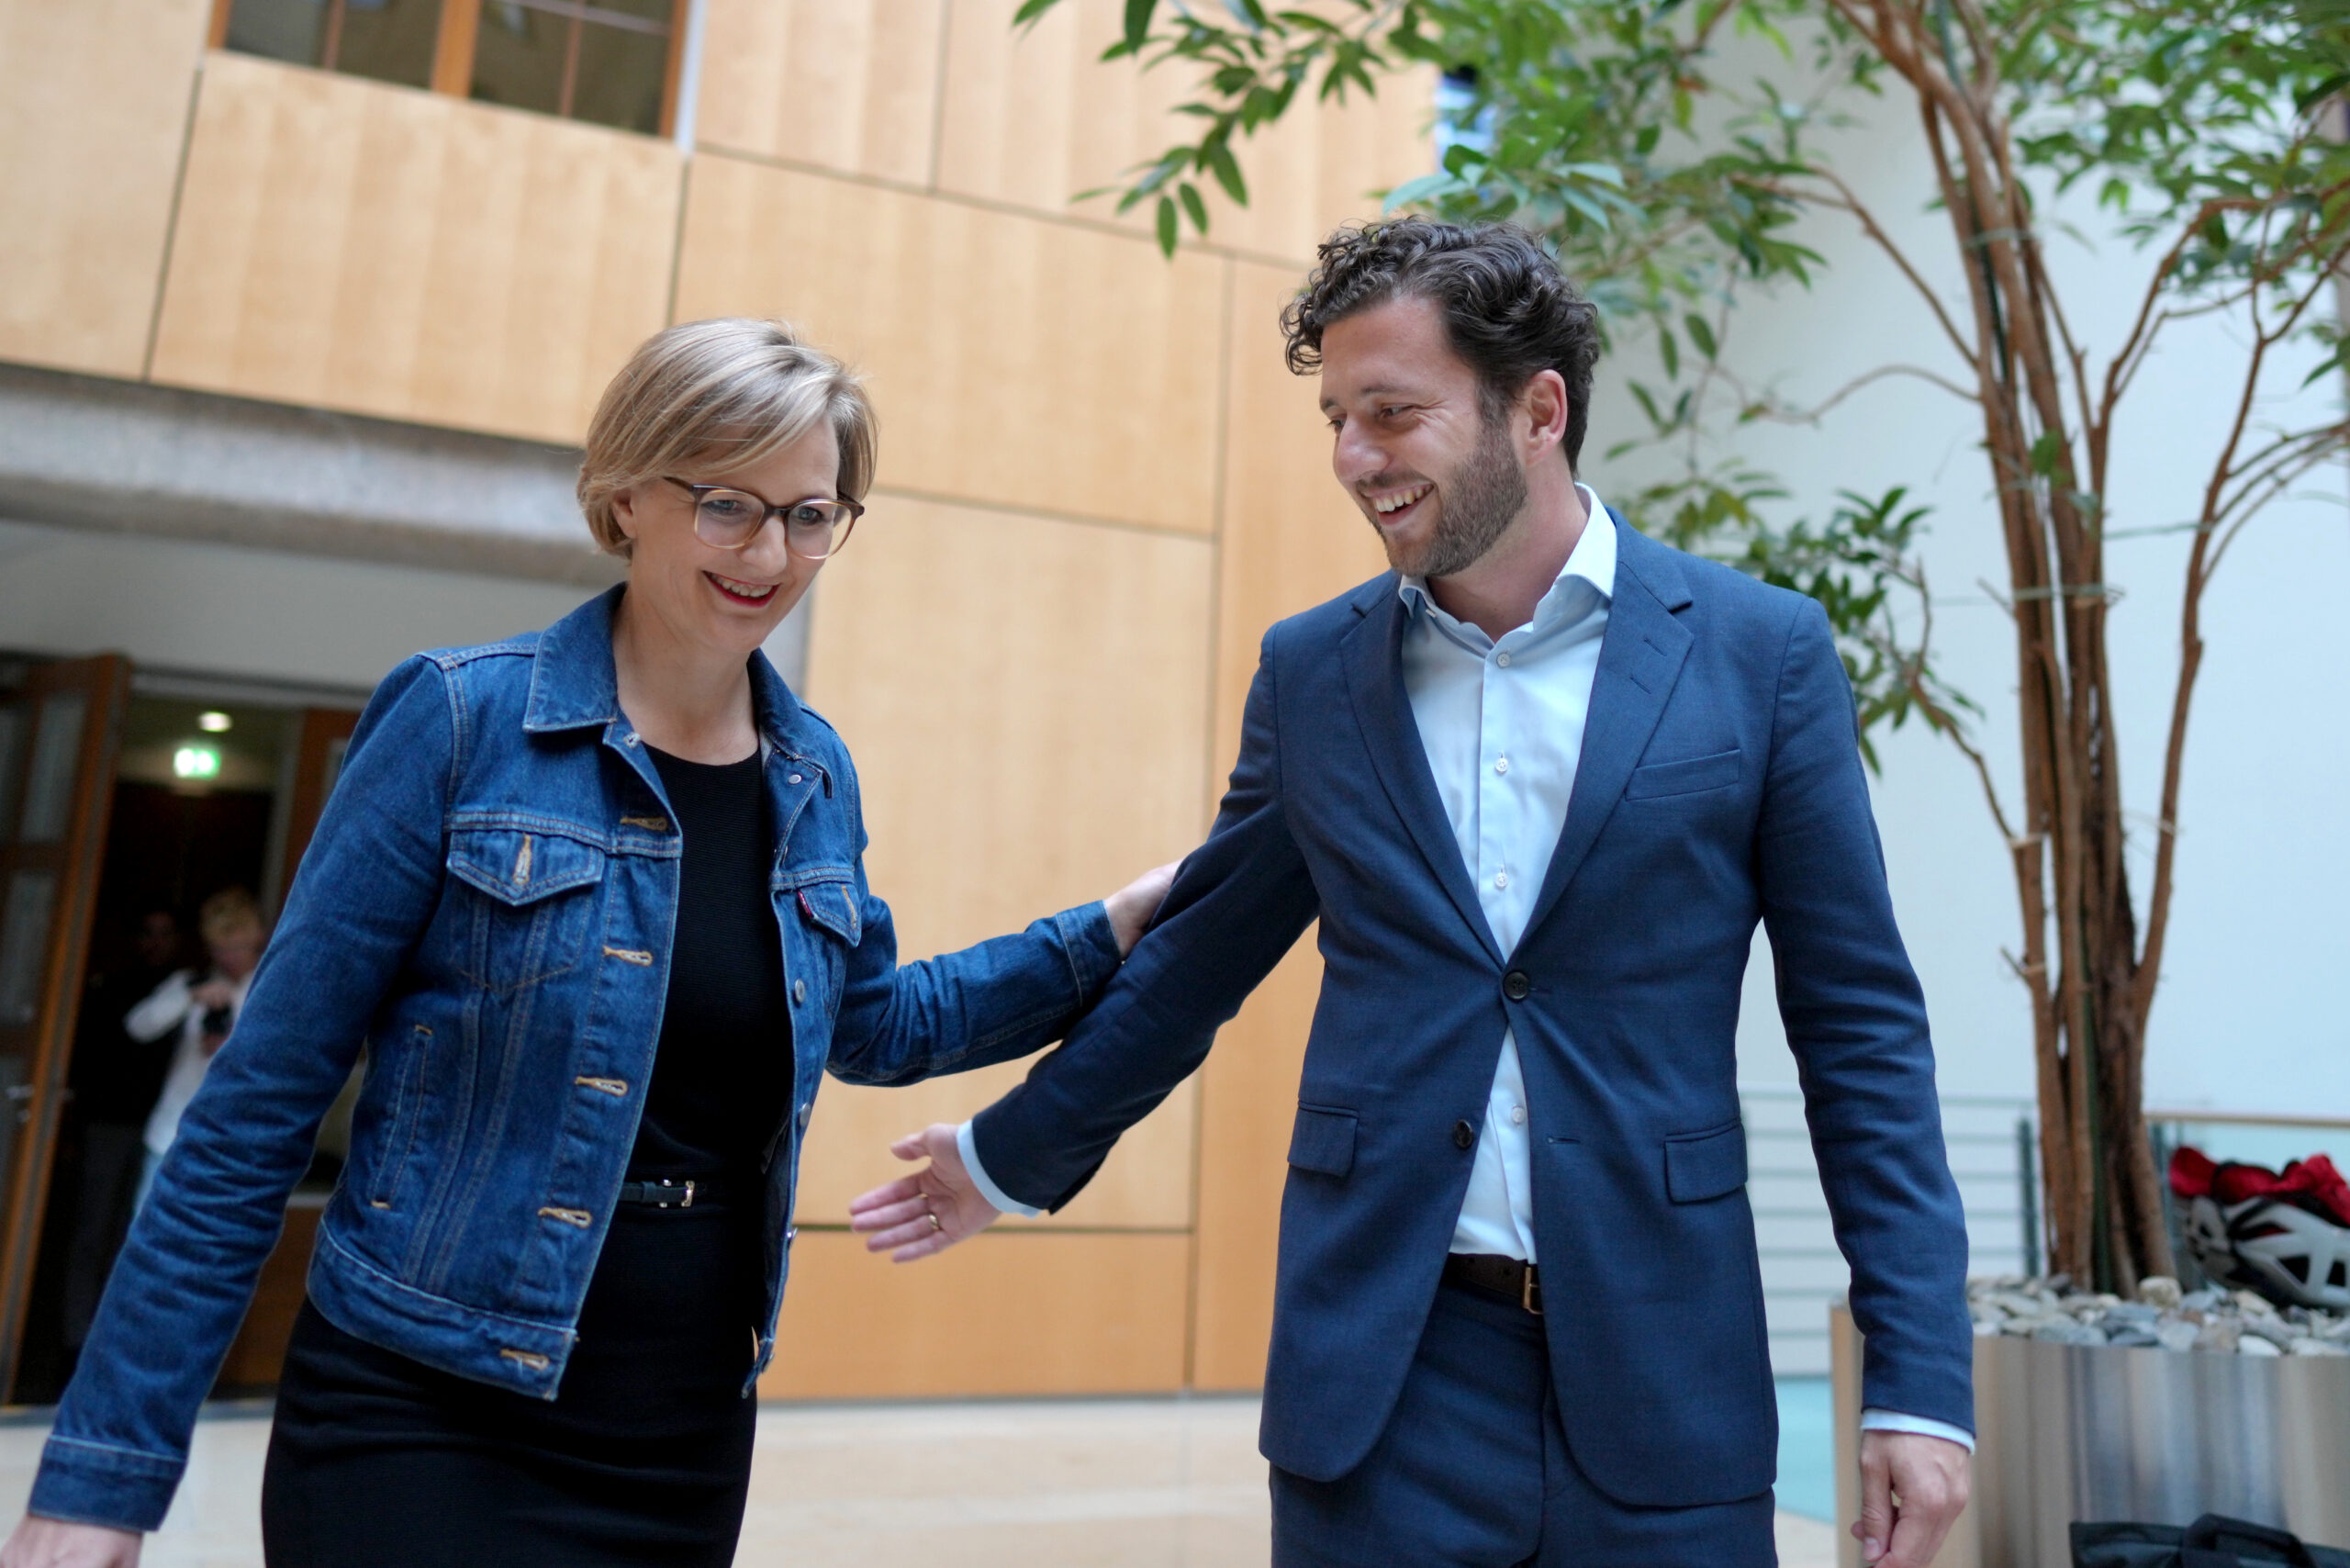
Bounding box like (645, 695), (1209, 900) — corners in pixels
(1372, 410), (1528, 579)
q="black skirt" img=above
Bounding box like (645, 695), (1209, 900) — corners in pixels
(260, 1198), (762, 1568)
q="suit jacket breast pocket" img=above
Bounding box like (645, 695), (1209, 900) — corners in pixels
(1288, 1105), (1358, 1179)
(1626, 747), (1742, 801)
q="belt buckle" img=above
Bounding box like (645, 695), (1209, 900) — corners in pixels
(655, 1178), (696, 1210)
(1521, 1264), (1542, 1316)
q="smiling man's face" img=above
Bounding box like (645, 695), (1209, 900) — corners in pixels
(1319, 294), (1528, 579)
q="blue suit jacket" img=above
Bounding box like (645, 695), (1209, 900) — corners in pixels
(972, 524), (1974, 1506)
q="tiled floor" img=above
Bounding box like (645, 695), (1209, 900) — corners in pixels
(0, 1397), (1837, 1565)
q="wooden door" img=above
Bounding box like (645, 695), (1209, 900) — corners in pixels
(0, 656), (131, 1396)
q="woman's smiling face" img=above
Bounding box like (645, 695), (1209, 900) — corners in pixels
(610, 420), (842, 658)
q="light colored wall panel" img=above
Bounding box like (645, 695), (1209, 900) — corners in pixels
(1189, 937), (1321, 1388)
(151, 54), (679, 445)
(935, 0), (1433, 263)
(696, 0), (945, 185)
(0, 0), (207, 376)
(788, 496), (1213, 1230)
(1211, 262), (1387, 749)
(675, 153), (1224, 534)
(763, 1230), (1190, 1397)
(1188, 260), (1388, 1388)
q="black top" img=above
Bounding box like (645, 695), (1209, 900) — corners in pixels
(632, 746), (792, 1180)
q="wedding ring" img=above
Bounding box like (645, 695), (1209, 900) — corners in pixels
(926, 1211), (944, 1233)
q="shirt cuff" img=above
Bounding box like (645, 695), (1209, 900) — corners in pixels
(956, 1120), (1041, 1219)
(1860, 1409), (1975, 1452)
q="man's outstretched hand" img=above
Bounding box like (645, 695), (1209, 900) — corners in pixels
(1853, 1429), (1970, 1567)
(847, 1124), (1002, 1262)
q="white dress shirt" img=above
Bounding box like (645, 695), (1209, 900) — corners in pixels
(959, 482), (1970, 1450)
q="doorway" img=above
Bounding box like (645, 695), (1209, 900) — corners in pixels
(0, 662), (362, 1402)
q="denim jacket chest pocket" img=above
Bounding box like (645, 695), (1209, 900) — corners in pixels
(444, 825), (609, 993)
(778, 868), (857, 1010)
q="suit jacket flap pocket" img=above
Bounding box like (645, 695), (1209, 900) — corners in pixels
(1664, 1122), (1748, 1203)
(447, 829), (606, 906)
(1626, 747), (1742, 800)
(1288, 1105), (1357, 1179)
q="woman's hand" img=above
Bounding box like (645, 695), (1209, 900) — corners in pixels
(1102, 860), (1181, 957)
(0, 1517), (141, 1567)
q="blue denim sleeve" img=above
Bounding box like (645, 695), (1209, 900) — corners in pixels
(822, 746), (1127, 1088)
(1757, 598), (1975, 1438)
(29, 655), (460, 1531)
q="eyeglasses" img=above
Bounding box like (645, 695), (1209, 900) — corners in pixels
(663, 478), (864, 559)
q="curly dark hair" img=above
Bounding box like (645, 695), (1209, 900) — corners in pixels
(1280, 218), (1602, 469)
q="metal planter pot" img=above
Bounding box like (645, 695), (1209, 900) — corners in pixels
(1830, 1309), (2350, 1567)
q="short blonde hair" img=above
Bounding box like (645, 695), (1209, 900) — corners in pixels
(198, 887), (263, 946)
(576, 319), (878, 556)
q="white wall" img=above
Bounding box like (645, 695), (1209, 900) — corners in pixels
(1612, 74), (2350, 1119)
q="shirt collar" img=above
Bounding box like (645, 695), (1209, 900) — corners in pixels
(1397, 482), (1617, 631)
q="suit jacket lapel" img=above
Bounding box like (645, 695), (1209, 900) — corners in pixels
(1340, 589), (1506, 966)
(1519, 531), (1695, 950)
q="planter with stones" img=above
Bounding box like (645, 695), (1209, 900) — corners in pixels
(1830, 1278), (2350, 1568)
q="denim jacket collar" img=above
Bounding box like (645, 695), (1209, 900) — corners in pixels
(522, 585), (832, 782)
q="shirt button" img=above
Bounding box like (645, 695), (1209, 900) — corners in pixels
(791, 978), (808, 1005)
(1493, 870), (1509, 890)
(1510, 1104), (1528, 1126)
(1452, 1119), (1476, 1150)
(1495, 652), (1512, 668)
(1494, 756), (1509, 775)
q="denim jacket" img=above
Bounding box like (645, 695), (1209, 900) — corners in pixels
(32, 588), (1123, 1530)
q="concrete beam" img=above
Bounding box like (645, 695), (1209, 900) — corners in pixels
(0, 363), (621, 587)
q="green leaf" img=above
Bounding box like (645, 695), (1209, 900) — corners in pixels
(1205, 139), (1248, 205)
(1123, 0), (1158, 54)
(1012, 0), (1065, 26)
(1658, 325), (1680, 379)
(1384, 172), (1458, 210)
(1684, 313), (1717, 360)
(1179, 180), (1210, 235)
(1156, 194), (1180, 256)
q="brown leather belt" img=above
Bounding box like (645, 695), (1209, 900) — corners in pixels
(1442, 1252), (1542, 1316)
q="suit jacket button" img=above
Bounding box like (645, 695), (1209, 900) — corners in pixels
(1452, 1119), (1476, 1150)
(1502, 970), (1531, 1002)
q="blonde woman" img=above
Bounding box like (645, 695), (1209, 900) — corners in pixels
(4, 319), (1174, 1568)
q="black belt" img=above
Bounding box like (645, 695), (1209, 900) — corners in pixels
(1443, 1252), (1542, 1316)
(615, 1177), (734, 1209)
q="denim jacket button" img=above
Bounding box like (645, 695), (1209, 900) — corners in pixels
(796, 1103), (811, 1129)
(791, 978), (808, 1006)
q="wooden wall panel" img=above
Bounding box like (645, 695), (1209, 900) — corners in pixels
(1188, 259), (1390, 1389)
(150, 54), (679, 445)
(675, 153), (1224, 534)
(789, 496), (1213, 1230)
(0, 0), (207, 376)
(935, 0), (1434, 263)
(763, 1230), (1190, 1397)
(696, 0), (946, 185)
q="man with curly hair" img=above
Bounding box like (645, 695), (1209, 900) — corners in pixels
(855, 218), (1974, 1568)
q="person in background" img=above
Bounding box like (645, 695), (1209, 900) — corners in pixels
(59, 910), (186, 1358)
(125, 890), (266, 1207)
